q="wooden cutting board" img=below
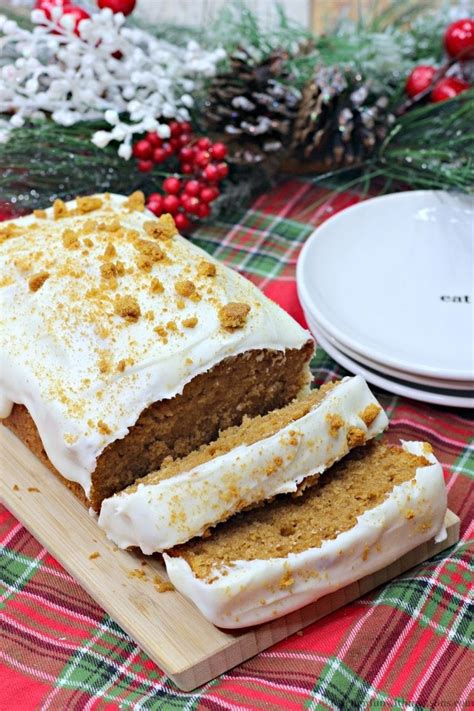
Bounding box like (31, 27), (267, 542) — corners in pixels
(1, 426), (460, 691)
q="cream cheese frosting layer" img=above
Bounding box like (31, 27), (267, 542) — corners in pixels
(0, 194), (311, 496)
(164, 442), (447, 628)
(98, 375), (388, 553)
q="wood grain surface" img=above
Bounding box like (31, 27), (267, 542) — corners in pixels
(1, 426), (460, 691)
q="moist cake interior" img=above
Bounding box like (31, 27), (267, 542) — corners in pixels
(126, 381), (339, 491)
(169, 442), (430, 580)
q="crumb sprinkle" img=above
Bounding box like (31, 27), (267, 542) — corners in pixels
(219, 302), (250, 330)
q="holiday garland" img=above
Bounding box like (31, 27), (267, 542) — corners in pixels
(0, 1), (473, 221)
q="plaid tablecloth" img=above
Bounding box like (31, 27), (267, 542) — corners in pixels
(1, 180), (473, 710)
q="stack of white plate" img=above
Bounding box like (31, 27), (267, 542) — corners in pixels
(297, 190), (474, 408)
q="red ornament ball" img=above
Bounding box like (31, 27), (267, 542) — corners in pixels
(163, 177), (181, 195)
(431, 76), (471, 102)
(405, 65), (437, 98)
(444, 18), (474, 60)
(97, 0), (136, 16)
(137, 159), (153, 172)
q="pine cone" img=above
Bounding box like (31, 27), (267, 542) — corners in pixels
(292, 66), (395, 170)
(204, 48), (301, 166)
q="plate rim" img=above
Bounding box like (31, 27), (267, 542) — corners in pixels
(296, 189), (474, 381)
(304, 310), (474, 408)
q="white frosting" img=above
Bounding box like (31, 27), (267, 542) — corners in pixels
(99, 375), (388, 553)
(0, 194), (311, 496)
(164, 441), (447, 628)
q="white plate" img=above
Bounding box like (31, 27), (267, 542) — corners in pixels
(305, 311), (474, 408)
(297, 190), (474, 381)
(301, 291), (474, 391)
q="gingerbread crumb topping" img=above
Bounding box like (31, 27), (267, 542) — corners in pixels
(62, 228), (80, 249)
(359, 404), (381, 426)
(144, 215), (178, 240)
(347, 427), (366, 448)
(76, 196), (103, 214)
(182, 316), (198, 328)
(124, 191), (145, 212)
(197, 260), (216, 277)
(150, 278), (164, 294)
(28, 271), (50, 292)
(33, 209), (47, 219)
(97, 420), (111, 435)
(326, 413), (344, 437)
(175, 279), (196, 297)
(53, 199), (68, 219)
(115, 295), (141, 322)
(219, 302), (250, 330)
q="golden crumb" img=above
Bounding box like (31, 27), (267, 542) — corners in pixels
(117, 359), (126, 372)
(100, 262), (118, 281)
(102, 242), (116, 260)
(84, 238), (94, 248)
(12, 484), (20, 491)
(154, 577), (175, 593)
(83, 220), (97, 234)
(0, 224), (21, 244)
(150, 278), (164, 294)
(53, 199), (68, 219)
(422, 442), (434, 455)
(362, 544), (370, 561)
(175, 279), (196, 298)
(347, 427), (366, 448)
(145, 310), (155, 321)
(166, 320), (177, 332)
(27, 487), (40, 493)
(97, 420), (111, 435)
(197, 260), (216, 277)
(128, 568), (147, 580)
(326, 413), (344, 437)
(76, 196), (103, 214)
(116, 261), (125, 277)
(219, 302), (250, 330)
(89, 551), (100, 560)
(182, 316), (198, 328)
(279, 569), (294, 588)
(124, 191), (145, 212)
(154, 325), (169, 343)
(405, 509), (416, 519)
(144, 215), (178, 240)
(359, 404), (381, 427)
(28, 271), (50, 292)
(103, 219), (121, 232)
(33, 209), (47, 219)
(115, 295), (141, 322)
(176, 299), (185, 309)
(62, 228), (80, 249)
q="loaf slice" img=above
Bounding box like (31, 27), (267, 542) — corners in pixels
(164, 441), (447, 628)
(99, 375), (388, 553)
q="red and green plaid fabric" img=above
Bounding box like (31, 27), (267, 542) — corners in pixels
(1, 179), (473, 710)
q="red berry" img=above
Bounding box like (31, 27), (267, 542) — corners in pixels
(180, 121), (192, 134)
(185, 197), (201, 215)
(168, 121), (182, 137)
(216, 162), (229, 180)
(444, 18), (474, 60)
(61, 5), (91, 34)
(162, 143), (174, 158)
(179, 146), (194, 162)
(133, 139), (153, 160)
(163, 177), (181, 195)
(147, 195), (164, 215)
(405, 65), (437, 98)
(184, 180), (201, 197)
(153, 147), (167, 163)
(181, 162), (193, 175)
(431, 77), (471, 102)
(162, 194), (180, 214)
(169, 137), (181, 151)
(138, 159), (154, 172)
(97, 0), (136, 15)
(196, 203), (210, 219)
(197, 137), (212, 150)
(200, 187), (218, 203)
(174, 212), (190, 231)
(146, 131), (162, 147)
(210, 142), (228, 160)
(195, 150), (210, 167)
(203, 164), (219, 182)
(179, 133), (192, 147)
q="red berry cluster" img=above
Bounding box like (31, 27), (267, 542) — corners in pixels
(132, 121), (229, 231)
(405, 19), (473, 102)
